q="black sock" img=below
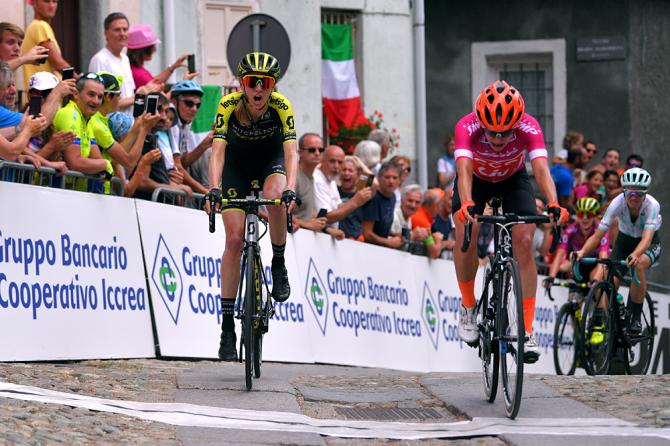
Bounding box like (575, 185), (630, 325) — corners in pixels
(221, 299), (235, 332)
(272, 243), (285, 263)
(631, 302), (643, 320)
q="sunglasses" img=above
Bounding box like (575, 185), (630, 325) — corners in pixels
(241, 75), (275, 90)
(628, 162), (642, 168)
(584, 148), (597, 154)
(81, 72), (104, 83)
(576, 211), (596, 219)
(302, 147), (325, 154)
(624, 189), (646, 198)
(180, 99), (201, 109)
(484, 128), (515, 138)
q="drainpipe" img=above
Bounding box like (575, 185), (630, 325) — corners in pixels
(413, 0), (428, 189)
(163, 0), (176, 83)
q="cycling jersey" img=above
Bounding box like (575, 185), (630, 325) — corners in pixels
(213, 91), (296, 146)
(598, 193), (662, 238)
(559, 220), (610, 256)
(213, 91), (296, 209)
(89, 112), (115, 156)
(454, 112), (547, 182)
(52, 100), (97, 158)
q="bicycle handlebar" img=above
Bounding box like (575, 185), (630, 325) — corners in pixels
(460, 213), (560, 253)
(544, 279), (588, 301)
(208, 194), (217, 233)
(572, 256), (641, 285)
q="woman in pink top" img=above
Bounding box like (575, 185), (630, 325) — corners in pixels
(573, 169), (604, 203)
(126, 24), (195, 88)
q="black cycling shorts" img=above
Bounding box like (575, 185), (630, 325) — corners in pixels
(220, 151), (285, 211)
(611, 231), (662, 275)
(452, 168), (536, 217)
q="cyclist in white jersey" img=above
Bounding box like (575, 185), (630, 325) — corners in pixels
(575, 168), (661, 333)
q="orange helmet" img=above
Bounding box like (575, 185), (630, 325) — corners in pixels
(475, 80), (525, 132)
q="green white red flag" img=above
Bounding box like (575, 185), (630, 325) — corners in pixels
(322, 23), (370, 136)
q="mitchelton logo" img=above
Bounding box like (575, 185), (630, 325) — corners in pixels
(421, 282), (440, 350)
(304, 258), (329, 335)
(151, 234), (183, 324)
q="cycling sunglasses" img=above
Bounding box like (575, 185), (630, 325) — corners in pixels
(576, 211), (596, 219)
(301, 146), (325, 154)
(180, 99), (201, 109)
(624, 189), (647, 198)
(484, 128), (515, 138)
(241, 75), (276, 90)
(81, 72), (104, 83)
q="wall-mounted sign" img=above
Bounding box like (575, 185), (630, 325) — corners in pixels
(577, 36), (626, 61)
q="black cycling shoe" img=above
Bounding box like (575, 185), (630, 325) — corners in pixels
(271, 260), (290, 302)
(628, 317), (642, 334)
(218, 331), (238, 362)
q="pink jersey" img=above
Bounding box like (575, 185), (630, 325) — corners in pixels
(453, 112), (548, 182)
(559, 220), (610, 256)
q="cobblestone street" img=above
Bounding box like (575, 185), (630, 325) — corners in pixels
(0, 360), (668, 445)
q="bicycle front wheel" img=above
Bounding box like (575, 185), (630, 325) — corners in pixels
(480, 257), (498, 402)
(625, 292), (655, 375)
(498, 259), (524, 419)
(581, 281), (615, 375)
(553, 302), (579, 375)
(243, 245), (256, 390)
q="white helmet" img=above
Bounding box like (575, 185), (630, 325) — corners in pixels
(28, 71), (59, 91)
(621, 167), (651, 189)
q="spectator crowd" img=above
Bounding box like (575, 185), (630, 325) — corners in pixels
(0, 1), (647, 263)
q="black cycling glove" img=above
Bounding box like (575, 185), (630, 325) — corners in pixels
(281, 189), (299, 207)
(205, 188), (222, 206)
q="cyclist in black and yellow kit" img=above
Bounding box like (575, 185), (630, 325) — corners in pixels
(206, 52), (298, 361)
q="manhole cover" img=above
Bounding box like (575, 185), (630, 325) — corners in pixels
(334, 407), (442, 421)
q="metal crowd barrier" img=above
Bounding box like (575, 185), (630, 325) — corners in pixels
(0, 160), (123, 196)
(151, 187), (205, 210)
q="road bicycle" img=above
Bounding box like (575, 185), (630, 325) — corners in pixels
(545, 279), (589, 375)
(208, 191), (293, 390)
(462, 197), (557, 419)
(574, 257), (655, 375)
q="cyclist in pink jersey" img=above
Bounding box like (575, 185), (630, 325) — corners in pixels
(453, 80), (568, 363)
(543, 197), (609, 288)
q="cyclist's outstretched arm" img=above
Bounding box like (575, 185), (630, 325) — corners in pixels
(530, 157), (558, 208)
(208, 138), (227, 192)
(282, 140), (298, 192)
(575, 228), (607, 259)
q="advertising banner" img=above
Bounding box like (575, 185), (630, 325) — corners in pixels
(135, 200), (313, 362)
(0, 183), (154, 361)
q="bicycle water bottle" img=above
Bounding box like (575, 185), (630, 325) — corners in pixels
(616, 293), (626, 323)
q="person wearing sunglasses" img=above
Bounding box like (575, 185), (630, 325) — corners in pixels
(168, 80), (211, 195)
(574, 167), (661, 334)
(52, 72), (114, 191)
(544, 197), (609, 291)
(452, 80), (567, 363)
(87, 71), (160, 194)
(205, 51), (298, 362)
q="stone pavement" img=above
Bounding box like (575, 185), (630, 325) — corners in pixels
(0, 359), (667, 445)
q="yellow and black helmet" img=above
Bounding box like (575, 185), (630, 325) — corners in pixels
(237, 52), (281, 80)
(575, 197), (600, 214)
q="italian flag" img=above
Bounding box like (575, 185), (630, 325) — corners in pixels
(322, 23), (370, 136)
(191, 85), (222, 140)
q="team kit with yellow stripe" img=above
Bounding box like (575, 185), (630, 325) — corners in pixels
(212, 90), (296, 210)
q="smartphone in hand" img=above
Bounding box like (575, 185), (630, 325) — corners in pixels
(366, 175), (374, 187)
(317, 208), (328, 218)
(28, 95), (42, 117)
(187, 54), (196, 73)
(133, 94), (147, 118)
(62, 67), (74, 80)
(146, 94), (159, 115)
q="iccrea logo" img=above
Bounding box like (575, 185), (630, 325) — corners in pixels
(151, 234), (183, 324)
(421, 282), (440, 350)
(304, 258), (329, 335)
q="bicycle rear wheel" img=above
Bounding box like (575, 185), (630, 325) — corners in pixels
(553, 302), (579, 375)
(479, 258), (498, 402)
(243, 245), (256, 390)
(499, 259), (524, 419)
(625, 292), (655, 375)
(581, 282), (615, 375)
